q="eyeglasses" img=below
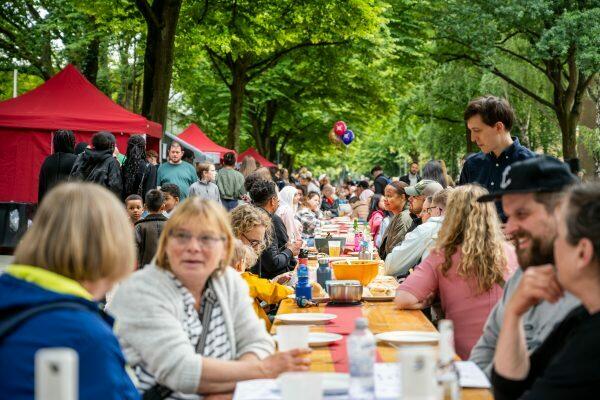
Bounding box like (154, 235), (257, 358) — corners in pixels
(242, 233), (264, 250)
(170, 230), (226, 247)
(425, 206), (441, 214)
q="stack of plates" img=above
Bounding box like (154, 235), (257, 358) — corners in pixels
(275, 313), (337, 324)
(375, 331), (440, 345)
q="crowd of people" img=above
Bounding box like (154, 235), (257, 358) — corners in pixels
(1, 95), (598, 399)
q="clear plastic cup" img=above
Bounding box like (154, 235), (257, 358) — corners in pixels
(328, 240), (341, 257)
(279, 372), (323, 400)
(276, 325), (309, 351)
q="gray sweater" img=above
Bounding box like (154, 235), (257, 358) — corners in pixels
(189, 180), (222, 204)
(468, 267), (580, 377)
(107, 264), (274, 394)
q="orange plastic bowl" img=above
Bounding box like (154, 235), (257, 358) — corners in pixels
(331, 260), (380, 286)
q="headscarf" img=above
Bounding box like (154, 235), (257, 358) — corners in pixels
(122, 135), (147, 196)
(278, 185), (298, 213)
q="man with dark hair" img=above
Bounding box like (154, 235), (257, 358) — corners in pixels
(216, 151), (246, 211)
(399, 162), (421, 186)
(355, 180), (370, 199)
(469, 156), (580, 378)
(371, 165), (390, 195)
(157, 141), (197, 200)
(134, 189), (168, 267)
(38, 129), (78, 202)
(249, 179), (301, 279)
(459, 95), (535, 196)
(69, 131), (122, 196)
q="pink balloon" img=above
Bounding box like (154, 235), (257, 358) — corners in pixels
(333, 121), (347, 136)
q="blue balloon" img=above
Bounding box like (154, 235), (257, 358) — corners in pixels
(342, 129), (354, 145)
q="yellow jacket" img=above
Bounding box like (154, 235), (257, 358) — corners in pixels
(241, 272), (293, 329)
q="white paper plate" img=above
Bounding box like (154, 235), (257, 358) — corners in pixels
(275, 313), (337, 324)
(273, 332), (343, 347)
(375, 331), (440, 345)
(276, 372), (349, 395)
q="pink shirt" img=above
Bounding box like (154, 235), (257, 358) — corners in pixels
(398, 242), (518, 359)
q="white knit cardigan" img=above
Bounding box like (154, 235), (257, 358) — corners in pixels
(107, 264), (275, 394)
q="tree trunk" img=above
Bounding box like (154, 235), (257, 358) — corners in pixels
(227, 59), (248, 152)
(137, 0), (182, 128)
(465, 127), (474, 153)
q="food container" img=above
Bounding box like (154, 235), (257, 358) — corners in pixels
(326, 280), (362, 303)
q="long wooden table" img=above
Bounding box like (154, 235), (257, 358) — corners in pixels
(273, 298), (492, 400)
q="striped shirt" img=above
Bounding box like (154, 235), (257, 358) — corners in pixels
(135, 272), (232, 400)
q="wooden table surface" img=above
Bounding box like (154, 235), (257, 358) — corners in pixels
(273, 298), (493, 400)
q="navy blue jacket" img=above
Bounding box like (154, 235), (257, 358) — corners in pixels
(0, 274), (139, 400)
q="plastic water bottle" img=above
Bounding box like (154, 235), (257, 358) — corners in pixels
(348, 318), (375, 400)
(437, 319), (460, 400)
(316, 259), (332, 293)
(295, 264), (312, 301)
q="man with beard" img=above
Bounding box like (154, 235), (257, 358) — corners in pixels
(469, 156), (580, 377)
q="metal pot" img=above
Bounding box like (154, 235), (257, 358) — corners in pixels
(326, 280), (362, 303)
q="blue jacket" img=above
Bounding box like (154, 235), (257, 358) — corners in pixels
(0, 273), (139, 400)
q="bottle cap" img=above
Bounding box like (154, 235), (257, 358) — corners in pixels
(355, 317), (368, 329)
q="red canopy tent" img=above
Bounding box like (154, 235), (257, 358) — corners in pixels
(174, 123), (233, 159)
(237, 147), (276, 168)
(0, 64), (162, 203)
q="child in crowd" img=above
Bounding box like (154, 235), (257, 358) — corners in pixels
(232, 239), (293, 329)
(125, 194), (143, 224)
(159, 183), (180, 218)
(134, 190), (168, 268)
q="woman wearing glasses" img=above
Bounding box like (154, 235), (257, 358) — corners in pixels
(231, 204), (294, 329)
(108, 198), (309, 400)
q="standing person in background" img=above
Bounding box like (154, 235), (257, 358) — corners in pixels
(146, 149), (159, 166)
(276, 185), (302, 241)
(125, 194), (144, 225)
(134, 189), (168, 268)
(74, 141), (88, 155)
(371, 165), (390, 195)
(298, 172), (320, 194)
(121, 134), (156, 200)
(38, 129), (77, 203)
(217, 152), (246, 211)
(399, 162), (421, 186)
(421, 160), (448, 188)
(157, 141), (197, 200)
(460, 95), (535, 220)
(239, 156), (258, 178)
(159, 183), (180, 218)
(0, 183), (139, 399)
(189, 162), (221, 204)
(182, 147), (195, 165)
(69, 131), (123, 197)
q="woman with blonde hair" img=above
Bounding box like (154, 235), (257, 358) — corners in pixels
(0, 183), (138, 399)
(394, 184), (518, 359)
(108, 198), (309, 399)
(239, 155), (258, 178)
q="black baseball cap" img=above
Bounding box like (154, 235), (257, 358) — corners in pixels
(478, 156), (578, 202)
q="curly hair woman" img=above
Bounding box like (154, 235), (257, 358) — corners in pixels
(394, 184), (518, 359)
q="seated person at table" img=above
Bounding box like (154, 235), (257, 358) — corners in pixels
(394, 185), (518, 359)
(492, 182), (600, 399)
(276, 185), (302, 241)
(296, 192), (322, 238)
(368, 194), (387, 240)
(349, 196), (369, 220)
(320, 184), (340, 217)
(384, 188), (451, 278)
(378, 181), (412, 260)
(0, 183), (138, 399)
(249, 179), (301, 279)
(135, 189), (168, 268)
(108, 198), (310, 399)
(405, 179), (444, 232)
(469, 156), (580, 377)
(231, 235), (293, 330)
(160, 183), (180, 218)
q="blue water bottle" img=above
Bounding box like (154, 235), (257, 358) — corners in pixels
(316, 259), (332, 293)
(295, 264), (312, 301)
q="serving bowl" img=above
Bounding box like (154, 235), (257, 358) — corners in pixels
(330, 260), (380, 286)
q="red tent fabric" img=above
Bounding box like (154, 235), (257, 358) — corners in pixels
(175, 123), (233, 158)
(237, 147), (276, 168)
(0, 64), (163, 203)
